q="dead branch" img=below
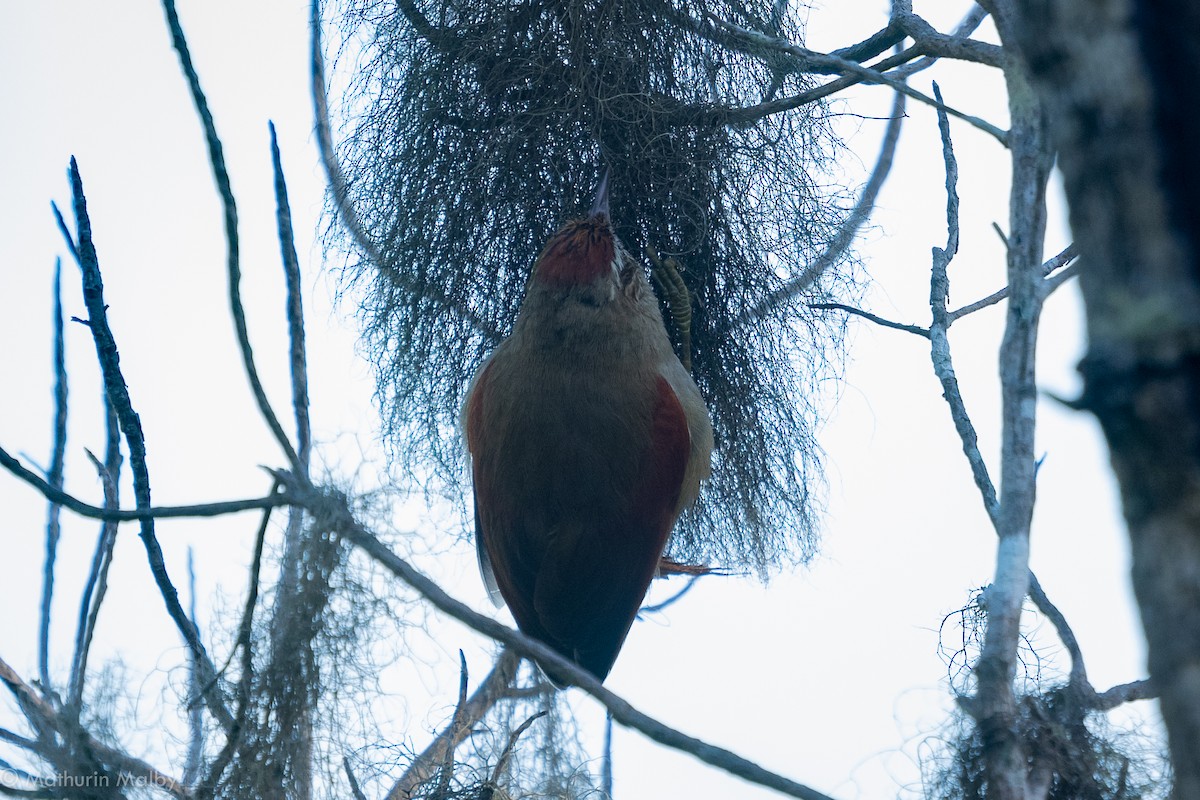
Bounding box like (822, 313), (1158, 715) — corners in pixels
(270, 122), (313, 477)
(946, 243), (1078, 322)
(926, 83), (1001, 526)
(809, 303), (930, 338)
(160, 0), (303, 476)
(0, 654), (192, 800)
(712, 17), (1007, 143)
(67, 157), (234, 733)
(0, 445), (290, 521)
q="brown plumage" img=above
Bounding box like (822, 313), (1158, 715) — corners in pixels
(463, 178), (713, 683)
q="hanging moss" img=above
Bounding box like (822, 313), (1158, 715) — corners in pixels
(327, 0), (858, 573)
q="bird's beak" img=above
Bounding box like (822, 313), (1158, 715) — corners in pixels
(590, 168), (611, 219)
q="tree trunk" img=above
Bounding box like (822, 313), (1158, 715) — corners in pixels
(1006, 0), (1200, 796)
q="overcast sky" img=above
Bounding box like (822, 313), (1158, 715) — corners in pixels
(0, 3), (1155, 798)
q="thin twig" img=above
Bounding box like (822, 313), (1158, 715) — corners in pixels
(160, 0), (303, 474)
(433, 652), (471, 796)
(946, 243), (1078, 322)
(50, 202), (81, 266)
(1042, 260), (1079, 297)
(488, 711), (548, 787)
(233, 494), (274, 681)
(808, 303), (930, 338)
(38, 258), (69, 696)
(0, 728), (41, 752)
(68, 157), (233, 732)
(0, 444), (289, 521)
(737, 86), (907, 328)
(197, 490), (275, 797)
(0, 756), (44, 790)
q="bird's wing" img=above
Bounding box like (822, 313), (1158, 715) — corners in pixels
(629, 374), (693, 543)
(465, 363), (505, 607)
(532, 374), (692, 680)
(473, 497), (504, 607)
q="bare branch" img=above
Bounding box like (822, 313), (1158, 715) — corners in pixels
(1028, 573), (1156, 713)
(196, 491), (275, 798)
(1095, 679), (1158, 711)
(711, 17), (1007, 143)
(926, 84), (1001, 526)
(0, 444), (289, 521)
(160, 0), (303, 475)
(0, 728), (40, 753)
(50, 202), (81, 266)
(737, 87), (906, 328)
(1042, 260), (1080, 298)
(269, 122), (312, 478)
(965, 27), (1055, 793)
(829, 19), (907, 64)
(67, 157), (234, 732)
(890, 5), (994, 80)
(894, 9), (1005, 68)
(38, 258), (69, 696)
(434, 651), (471, 795)
(0, 757), (50, 796)
(809, 302), (931, 338)
(487, 710), (548, 788)
(1027, 572), (1087, 688)
(946, 243), (1079, 322)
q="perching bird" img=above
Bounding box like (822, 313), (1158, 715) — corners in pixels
(463, 173), (714, 684)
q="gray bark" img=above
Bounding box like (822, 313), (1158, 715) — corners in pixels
(1006, 0), (1200, 795)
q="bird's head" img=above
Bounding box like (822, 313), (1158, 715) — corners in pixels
(530, 171), (639, 303)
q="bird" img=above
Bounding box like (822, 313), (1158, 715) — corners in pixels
(462, 172), (714, 684)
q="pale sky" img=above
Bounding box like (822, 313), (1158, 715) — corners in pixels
(0, 2), (1154, 798)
